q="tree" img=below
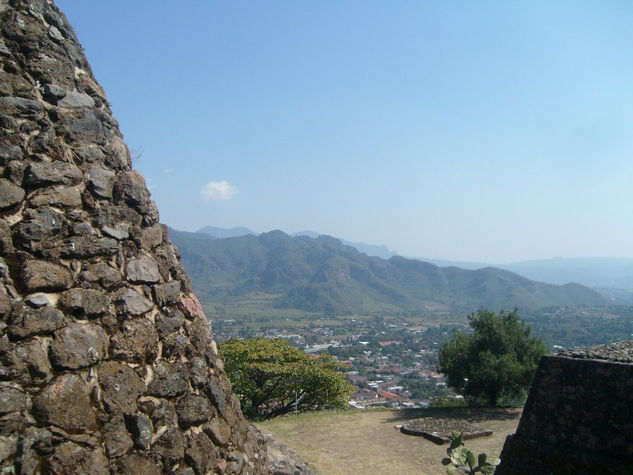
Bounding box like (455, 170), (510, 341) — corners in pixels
(438, 309), (547, 406)
(219, 337), (353, 420)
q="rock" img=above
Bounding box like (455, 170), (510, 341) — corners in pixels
(126, 413), (153, 450)
(102, 415), (133, 458)
(133, 223), (163, 250)
(0, 434), (18, 465)
(0, 178), (24, 210)
(88, 166), (115, 198)
(62, 109), (105, 143)
(49, 322), (108, 369)
(190, 357), (209, 389)
(109, 318), (158, 363)
(113, 454), (161, 475)
(9, 304), (64, 339)
(57, 90), (95, 108)
(24, 161), (82, 187)
(29, 185), (82, 208)
(150, 427), (186, 469)
(14, 207), (62, 243)
(20, 260), (72, 292)
(16, 427), (53, 474)
(25, 294), (51, 307)
(0, 384), (27, 414)
(153, 281), (181, 307)
(148, 361), (189, 398)
(60, 236), (119, 258)
(47, 442), (108, 475)
(185, 432), (219, 474)
(176, 394), (214, 429)
(101, 223), (129, 240)
(19, 339), (53, 384)
(48, 25), (64, 43)
(114, 170), (150, 208)
(204, 417), (232, 446)
(98, 361), (145, 414)
(80, 262), (122, 289)
(0, 219), (13, 254)
(32, 374), (97, 432)
(42, 83), (66, 102)
(60, 288), (109, 317)
(0, 97), (43, 118)
(126, 255), (161, 283)
(155, 309), (185, 336)
(114, 288), (153, 316)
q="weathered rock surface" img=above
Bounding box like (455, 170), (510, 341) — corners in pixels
(0, 1), (310, 473)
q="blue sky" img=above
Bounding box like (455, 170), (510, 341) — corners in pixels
(57, 1), (633, 263)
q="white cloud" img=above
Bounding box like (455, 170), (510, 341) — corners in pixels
(162, 168), (175, 175)
(201, 180), (239, 201)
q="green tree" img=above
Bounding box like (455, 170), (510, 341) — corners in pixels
(219, 337), (353, 420)
(438, 309), (547, 406)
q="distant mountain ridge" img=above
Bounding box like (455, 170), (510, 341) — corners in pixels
(169, 228), (608, 315)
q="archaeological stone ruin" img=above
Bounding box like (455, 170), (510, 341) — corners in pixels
(496, 341), (633, 474)
(0, 1), (311, 473)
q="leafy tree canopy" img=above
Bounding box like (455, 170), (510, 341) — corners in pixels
(219, 337), (353, 420)
(438, 309), (547, 406)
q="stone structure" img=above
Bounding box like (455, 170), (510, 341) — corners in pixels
(0, 1), (310, 473)
(497, 341), (633, 474)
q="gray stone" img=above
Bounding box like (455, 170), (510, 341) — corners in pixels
(190, 357), (210, 389)
(60, 236), (119, 258)
(0, 97), (43, 117)
(102, 415), (133, 458)
(0, 384), (27, 414)
(0, 178), (24, 210)
(0, 219), (14, 254)
(114, 170), (150, 208)
(15, 208), (62, 247)
(185, 432), (218, 475)
(24, 161), (82, 187)
(0, 435), (18, 465)
(153, 281), (181, 307)
(96, 204), (142, 228)
(204, 417), (232, 446)
(155, 309), (185, 336)
(25, 294), (51, 307)
(43, 83), (66, 102)
(60, 288), (109, 317)
(63, 109), (105, 142)
(80, 262), (122, 289)
(88, 166), (115, 198)
(47, 442), (108, 475)
(57, 90), (94, 109)
(47, 25), (64, 43)
(16, 427), (53, 473)
(50, 322), (108, 369)
(9, 304), (64, 339)
(101, 223), (129, 240)
(113, 454), (161, 475)
(115, 288), (153, 316)
(126, 413), (153, 450)
(150, 427), (186, 468)
(176, 394), (213, 429)
(133, 223), (163, 250)
(0, 144), (22, 163)
(32, 374), (97, 432)
(109, 318), (158, 363)
(126, 256), (161, 283)
(29, 186), (82, 208)
(148, 361), (189, 398)
(20, 339), (53, 384)
(98, 361), (144, 414)
(20, 260), (72, 292)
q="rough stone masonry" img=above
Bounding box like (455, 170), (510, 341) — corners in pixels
(0, 1), (311, 473)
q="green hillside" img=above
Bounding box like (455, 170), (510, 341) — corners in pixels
(169, 228), (608, 315)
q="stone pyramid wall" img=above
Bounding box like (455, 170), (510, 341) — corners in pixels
(0, 1), (299, 473)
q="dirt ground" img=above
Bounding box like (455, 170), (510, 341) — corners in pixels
(256, 407), (522, 475)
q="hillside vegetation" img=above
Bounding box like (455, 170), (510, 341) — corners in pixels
(169, 229), (607, 315)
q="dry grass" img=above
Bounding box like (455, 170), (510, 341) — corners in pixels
(256, 407), (521, 475)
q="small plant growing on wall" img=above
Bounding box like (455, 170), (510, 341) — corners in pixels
(441, 431), (500, 474)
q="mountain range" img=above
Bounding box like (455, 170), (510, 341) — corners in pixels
(171, 228), (608, 315)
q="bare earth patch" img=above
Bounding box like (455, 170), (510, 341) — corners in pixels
(256, 407), (521, 475)
(400, 417), (492, 444)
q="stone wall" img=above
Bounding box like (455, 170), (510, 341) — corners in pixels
(0, 1), (310, 473)
(496, 341), (633, 474)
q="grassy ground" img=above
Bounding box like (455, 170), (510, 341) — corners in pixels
(256, 407), (522, 475)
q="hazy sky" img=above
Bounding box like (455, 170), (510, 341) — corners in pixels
(57, 1), (633, 263)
